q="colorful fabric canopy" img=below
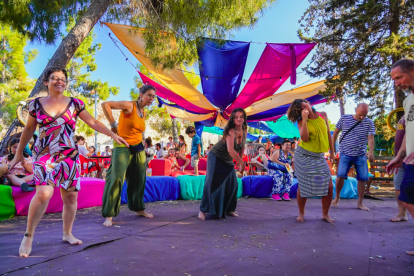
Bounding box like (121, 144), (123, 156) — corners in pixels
(104, 23), (217, 112)
(225, 43), (316, 115)
(266, 115), (300, 138)
(197, 38), (250, 110)
(202, 126), (257, 141)
(247, 122), (274, 133)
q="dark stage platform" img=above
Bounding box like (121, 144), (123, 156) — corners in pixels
(0, 198), (413, 275)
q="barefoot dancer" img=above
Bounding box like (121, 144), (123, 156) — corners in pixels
(331, 103), (375, 211)
(198, 108), (247, 220)
(388, 58), (414, 255)
(14, 68), (128, 257)
(101, 85), (156, 226)
(287, 99), (335, 223)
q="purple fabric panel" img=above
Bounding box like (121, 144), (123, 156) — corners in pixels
(225, 43), (316, 114)
(139, 72), (212, 114)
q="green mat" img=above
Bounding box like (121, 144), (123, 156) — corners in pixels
(0, 185), (16, 221)
(177, 175), (243, 200)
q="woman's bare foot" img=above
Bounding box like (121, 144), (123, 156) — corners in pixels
(226, 212), (239, 217)
(62, 233), (83, 245)
(357, 204), (370, 211)
(19, 236), (33, 257)
(198, 211), (205, 221)
(406, 251), (414, 256)
(103, 217), (113, 226)
(296, 213), (305, 223)
(322, 214), (335, 223)
(331, 198), (340, 207)
(136, 211), (154, 218)
(390, 215), (408, 222)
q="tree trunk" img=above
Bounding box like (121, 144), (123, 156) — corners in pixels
(0, 0), (113, 153)
(336, 87), (345, 116)
(172, 118), (178, 144)
(389, 0), (404, 121)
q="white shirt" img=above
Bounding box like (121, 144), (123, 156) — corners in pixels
(101, 150), (111, 156)
(78, 145), (89, 157)
(156, 149), (164, 158)
(404, 93), (414, 155)
(167, 142), (174, 149)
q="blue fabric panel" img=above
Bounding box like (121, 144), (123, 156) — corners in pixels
(332, 176), (358, 199)
(247, 94), (324, 121)
(197, 38), (250, 110)
(195, 122), (204, 138)
(247, 122), (274, 133)
(241, 175), (298, 198)
(121, 176), (181, 204)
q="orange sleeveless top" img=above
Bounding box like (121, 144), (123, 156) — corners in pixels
(118, 102), (145, 145)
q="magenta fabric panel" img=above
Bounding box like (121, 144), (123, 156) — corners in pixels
(225, 43), (316, 114)
(138, 72), (213, 114)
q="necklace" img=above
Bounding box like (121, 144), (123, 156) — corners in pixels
(136, 101), (144, 118)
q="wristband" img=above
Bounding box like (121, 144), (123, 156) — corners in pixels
(110, 122), (118, 129)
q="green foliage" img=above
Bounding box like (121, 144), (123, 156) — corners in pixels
(0, 24), (37, 124)
(299, 1), (414, 118)
(64, 15), (119, 136)
(106, 0), (276, 69)
(327, 118), (336, 131)
(0, 0), (88, 44)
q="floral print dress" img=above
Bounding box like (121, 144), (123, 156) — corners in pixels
(28, 97), (85, 191)
(270, 150), (293, 196)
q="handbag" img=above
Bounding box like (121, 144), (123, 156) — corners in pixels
(128, 142), (144, 154)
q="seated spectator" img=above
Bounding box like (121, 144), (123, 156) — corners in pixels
(265, 140), (274, 156)
(166, 148), (182, 172)
(155, 143), (164, 158)
(145, 137), (155, 168)
(101, 146), (111, 157)
(0, 138), (34, 192)
(249, 146), (269, 175)
(205, 143), (214, 156)
(254, 135), (262, 143)
(76, 136), (103, 179)
(173, 147), (190, 170)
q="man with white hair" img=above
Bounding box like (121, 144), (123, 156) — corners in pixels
(332, 103), (375, 211)
(388, 58), (414, 256)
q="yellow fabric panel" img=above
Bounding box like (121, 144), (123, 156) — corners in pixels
(214, 113), (228, 129)
(164, 105), (215, 121)
(244, 80), (327, 116)
(105, 23), (217, 111)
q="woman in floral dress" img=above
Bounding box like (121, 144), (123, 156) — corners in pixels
(12, 68), (128, 257)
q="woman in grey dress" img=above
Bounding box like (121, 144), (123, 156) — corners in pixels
(198, 108), (247, 220)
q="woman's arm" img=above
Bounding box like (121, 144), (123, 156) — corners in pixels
(101, 101), (133, 134)
(320, 111), (335, 163)
(23, 158), (33, 174)
(79, 110), (129, 147)
(11, 116), (38, 169)
(226, 129), (244, 165)
(270, 150), (285, 166)
(298, 119), (310, 142)
(179, 155), (190, 168)
(238, 130), (246, 158)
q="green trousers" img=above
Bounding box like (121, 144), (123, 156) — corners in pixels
(102, 147), (146, 218)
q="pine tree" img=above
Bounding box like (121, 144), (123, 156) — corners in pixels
(299, 0), (414, 120)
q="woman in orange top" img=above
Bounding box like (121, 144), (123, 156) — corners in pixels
(101, 85), (156, 226)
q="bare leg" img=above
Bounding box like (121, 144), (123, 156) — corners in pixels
(0, 163), (8, 178)
(19, 185), (54, 257)
(198, 211), (205, 221)
(332, 177), (345, 207)
(296, 187), (306, 222)
(260, 154), (270, 167)
(194, 165), (199, 177)
(365, 177), (372, 194)
(390, 190), (408, 222)
(136, 210), (154, 218)
(357, 180), (369, 211)
(96, 164), (104, 179)
(321, 180), (335, 223)
(7, 174), (33, 187)
(60, 188), (82, 245)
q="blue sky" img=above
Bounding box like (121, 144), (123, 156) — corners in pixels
(23, 0), (357, 124)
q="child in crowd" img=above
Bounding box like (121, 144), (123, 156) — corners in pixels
(167, 148), (182, 171)
(0, 138), (34, 191)
(185, 126), (203, 176)
(167, 136), (174, 149)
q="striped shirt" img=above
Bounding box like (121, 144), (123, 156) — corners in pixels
(336, 114), (375, 156)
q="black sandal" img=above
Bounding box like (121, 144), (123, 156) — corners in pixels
(20, 183), (34, 192)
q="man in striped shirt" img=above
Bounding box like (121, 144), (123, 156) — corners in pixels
(331, 103), (376, 211)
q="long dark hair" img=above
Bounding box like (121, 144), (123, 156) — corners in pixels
(8, 138), (29, 161)
(222, 108), (247, 140)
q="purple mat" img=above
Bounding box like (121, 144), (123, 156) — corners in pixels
(1, 198), (414, 275)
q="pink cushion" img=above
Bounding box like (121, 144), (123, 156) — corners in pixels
(12, 177), (105, 216)
(149, 159), (172, 176)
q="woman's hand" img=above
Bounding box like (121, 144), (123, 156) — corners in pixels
(301, 109), (309, 122)
(238, 162), (246, 173)
(111, 126), (119, 135)
(329, 152), (335, 164)
(10, 152), (24, 171)
(111, 134), (129, 147)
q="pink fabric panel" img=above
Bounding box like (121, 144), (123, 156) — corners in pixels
(12, 178), (105, 216)
(149, 159), (172, 176)
(225, 43), (316, 113)
(139, 72), (213, 114)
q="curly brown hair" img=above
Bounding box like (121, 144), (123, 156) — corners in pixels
(287, 99), (308, 123)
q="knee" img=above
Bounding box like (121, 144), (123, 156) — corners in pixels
(36, 190), (53, 203)
(0, 164), (8, 177)
(63, 193), (78, 205)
